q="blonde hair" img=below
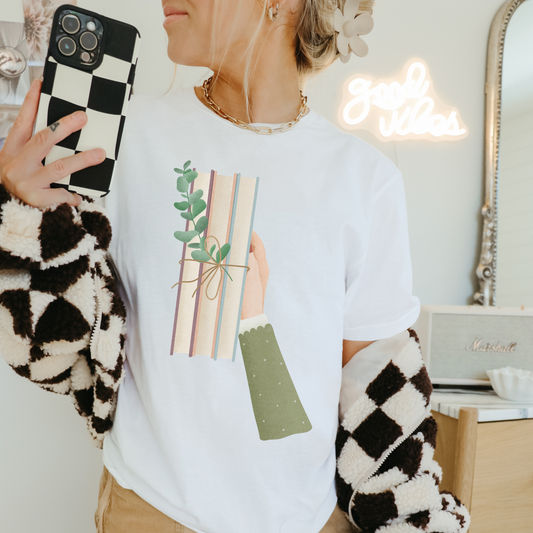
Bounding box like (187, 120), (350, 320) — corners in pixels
(295, 0), (375, 80)
(166, 0), (375, 119)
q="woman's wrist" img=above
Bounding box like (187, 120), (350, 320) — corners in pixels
(239, 313), (269, 335)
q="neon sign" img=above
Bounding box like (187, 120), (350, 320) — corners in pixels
(338, 59), (468, 142)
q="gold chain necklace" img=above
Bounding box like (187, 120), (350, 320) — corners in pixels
(200, 76), (309, 135)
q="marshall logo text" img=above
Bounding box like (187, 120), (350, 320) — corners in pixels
(465, 338), (517, 353)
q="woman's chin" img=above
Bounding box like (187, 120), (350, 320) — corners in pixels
(166, 46), (196, 67)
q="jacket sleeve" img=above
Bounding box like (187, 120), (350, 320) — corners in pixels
(0, 182), (127, 448)
(335, 329), (471, 533)
(238, 313), (313, 440)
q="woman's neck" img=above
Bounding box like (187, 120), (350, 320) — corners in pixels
(194, 39), (307, 125)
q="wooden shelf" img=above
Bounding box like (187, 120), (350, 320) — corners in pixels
(432, 408), (533, 533)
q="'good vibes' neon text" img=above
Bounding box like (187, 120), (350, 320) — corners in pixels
(340, 61), (467, 141)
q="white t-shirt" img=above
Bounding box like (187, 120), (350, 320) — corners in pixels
(101, 85), (420, 533)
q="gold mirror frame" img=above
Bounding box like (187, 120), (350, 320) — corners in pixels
(474, 0), (528, 306)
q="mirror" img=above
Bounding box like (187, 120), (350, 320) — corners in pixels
(498, 0), (533, 306)
(474, 0), (532, 306)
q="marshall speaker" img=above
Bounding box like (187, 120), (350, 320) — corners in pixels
(412, 305), (533, 386)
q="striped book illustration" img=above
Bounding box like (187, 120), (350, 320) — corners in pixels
(170, 170), (260, 361)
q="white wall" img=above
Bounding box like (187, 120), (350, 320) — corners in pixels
(0, 0), (506, 532)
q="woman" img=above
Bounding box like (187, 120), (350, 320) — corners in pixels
(0, 1), (471, 532)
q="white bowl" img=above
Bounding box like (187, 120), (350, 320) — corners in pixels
(486, 367), (533, 402)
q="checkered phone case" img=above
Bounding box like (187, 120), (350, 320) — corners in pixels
(35, 10), (141, 197)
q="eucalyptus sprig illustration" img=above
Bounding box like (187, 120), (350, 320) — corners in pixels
(173, 160), (233, 281)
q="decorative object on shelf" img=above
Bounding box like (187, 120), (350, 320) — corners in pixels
(1, 1), (77, 147)
(413, 305), (533, 386)
(486, 367), (533, 402)
(333, 0), (374, 62)
(0, 22), (31, 106)
(0, 46), (27, 78)
(0, 18), (31, 145)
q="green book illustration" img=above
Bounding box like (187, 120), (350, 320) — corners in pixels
(239, 323), (312, 440)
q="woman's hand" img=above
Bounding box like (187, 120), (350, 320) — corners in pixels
(0, 78), (106, 208)
(241, 231), (269, 320)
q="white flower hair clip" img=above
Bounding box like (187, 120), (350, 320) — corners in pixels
(334, 0), (374, 63)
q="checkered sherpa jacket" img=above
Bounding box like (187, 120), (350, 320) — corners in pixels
(0, 183), (126, 448)
(0, 183), (470, 532)
(336, 330), (471, 532)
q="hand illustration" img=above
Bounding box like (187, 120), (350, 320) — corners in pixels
(238, 233), (312, 440)
(241, 231), (269, 320)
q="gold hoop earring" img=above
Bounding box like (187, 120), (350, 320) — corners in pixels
(267, 2), (280, 21)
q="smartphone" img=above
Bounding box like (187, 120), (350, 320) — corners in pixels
(34, 4), (141, 197)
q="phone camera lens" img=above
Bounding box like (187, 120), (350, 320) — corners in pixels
(80, 31), (98, 51)
(62, 14), (80, 34)
(58, 36), (76, 56)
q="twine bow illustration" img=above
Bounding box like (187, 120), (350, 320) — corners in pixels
(172, 235), (250, 300)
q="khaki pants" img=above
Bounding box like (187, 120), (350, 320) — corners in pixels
(95, 465), (356, 533)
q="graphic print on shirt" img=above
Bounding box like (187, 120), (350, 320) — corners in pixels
(169, 161), (312, 440)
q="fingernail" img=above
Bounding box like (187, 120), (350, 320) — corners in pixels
(73, 110), (86, 122)
(92, 148), (106, 161)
